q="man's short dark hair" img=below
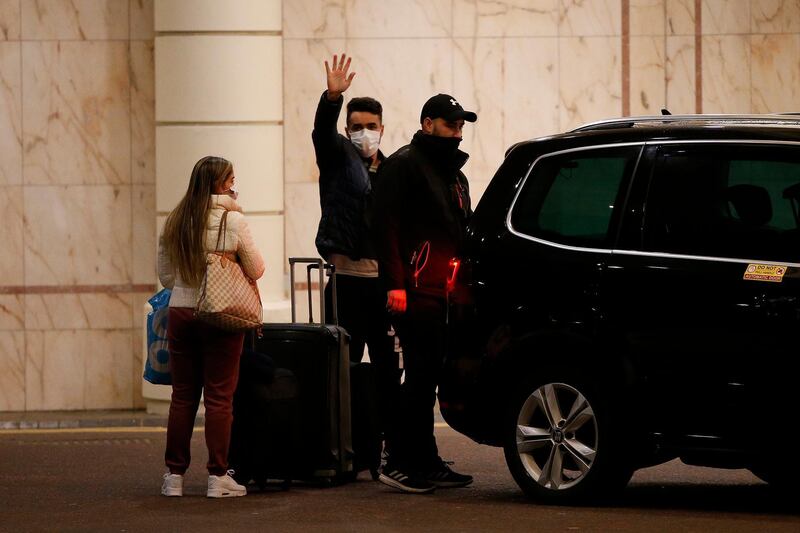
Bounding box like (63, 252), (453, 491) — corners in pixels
(346, 97), (383, 125)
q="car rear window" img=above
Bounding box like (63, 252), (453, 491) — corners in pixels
(510, 146), (641, 248)
(642, 144), (800, 263)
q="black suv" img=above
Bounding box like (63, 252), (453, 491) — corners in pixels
(439, 115), (800, 504)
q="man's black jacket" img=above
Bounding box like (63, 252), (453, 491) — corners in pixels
(312, 90), (382, 260)
(371, 131), (472, 298)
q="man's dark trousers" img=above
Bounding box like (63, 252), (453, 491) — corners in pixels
(389, 294), (447, 473)
(325, 274), (401, 450)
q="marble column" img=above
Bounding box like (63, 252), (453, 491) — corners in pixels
(144, 0), (286, 412)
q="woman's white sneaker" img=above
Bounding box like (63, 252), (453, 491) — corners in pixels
(161, 473), (183, 497)
(207, 470), (247, 498)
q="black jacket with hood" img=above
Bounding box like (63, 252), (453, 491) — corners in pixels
(312, 90), (383, 260)
(371, 130), (472, 299)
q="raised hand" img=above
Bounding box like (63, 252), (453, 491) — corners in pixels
(325, 53), (356, 101)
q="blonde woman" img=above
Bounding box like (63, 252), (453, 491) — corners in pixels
(157, 156), (265, 498)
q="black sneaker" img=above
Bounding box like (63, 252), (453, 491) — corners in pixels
(378, 466), (436, 494)
(424, 461), (473, 488)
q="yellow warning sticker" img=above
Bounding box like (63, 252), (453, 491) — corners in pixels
(743, 264), (787, 282)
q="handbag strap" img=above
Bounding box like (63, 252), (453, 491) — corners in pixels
(212, 211), (241, 265)
(211, 251), (239, 263)
(214, 210), (229, 253)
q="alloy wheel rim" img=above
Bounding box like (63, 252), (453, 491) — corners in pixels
(516, 382), (598, 490)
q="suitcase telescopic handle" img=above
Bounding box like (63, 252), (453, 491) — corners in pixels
(288, 257), (336, 325)
(289, 257), (322, 324)
(308, 263), (337, 325)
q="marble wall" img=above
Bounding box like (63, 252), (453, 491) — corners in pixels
(283, 0), (800, 260)
(1, 0), (800, 412)
(0, 0), (155, 411)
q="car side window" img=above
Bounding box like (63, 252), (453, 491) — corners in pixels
(642, 144), (800, 263)
(510, 146), (640, 248)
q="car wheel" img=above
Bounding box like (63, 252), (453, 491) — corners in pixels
(503, 377), (632, 504)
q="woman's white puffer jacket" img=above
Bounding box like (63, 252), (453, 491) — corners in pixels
(157, 194), (266, 308)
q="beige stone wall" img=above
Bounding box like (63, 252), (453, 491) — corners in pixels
(1, 0), (800, 412)
(0, 0), (155, 411)
(284, 0), (800, 260)
(0, 0), (155, 410)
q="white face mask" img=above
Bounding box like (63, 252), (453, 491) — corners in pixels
(225, 186), (238, 200)
(349, 129), (381, 158)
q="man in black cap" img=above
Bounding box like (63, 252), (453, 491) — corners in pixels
(371, 93), (477, 493)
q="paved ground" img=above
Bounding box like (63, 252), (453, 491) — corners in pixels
(1, 424), (797, 533)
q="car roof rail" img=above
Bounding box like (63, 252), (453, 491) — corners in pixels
(571, 114), (800, 132)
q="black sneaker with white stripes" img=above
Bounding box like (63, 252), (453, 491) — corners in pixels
(378, 465), (436, 494)
(424, 461), (473, 488)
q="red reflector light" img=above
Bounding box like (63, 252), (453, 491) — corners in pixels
(447, 258), (461, 291)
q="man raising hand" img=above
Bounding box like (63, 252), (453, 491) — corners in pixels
(312, 54), (399, 474)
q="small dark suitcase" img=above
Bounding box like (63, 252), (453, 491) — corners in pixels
(229, 346), (300, 489)
(241, 258), (353, 484)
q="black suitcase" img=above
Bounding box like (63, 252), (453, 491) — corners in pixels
(229, 346), (300, 489)
(231, 257), (354, 485)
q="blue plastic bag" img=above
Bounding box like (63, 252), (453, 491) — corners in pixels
(144, 288), (172, 385)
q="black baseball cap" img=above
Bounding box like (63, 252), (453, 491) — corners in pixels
(419, 94), (477, 124)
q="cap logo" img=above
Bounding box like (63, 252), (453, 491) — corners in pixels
(450, 98), (458, 106)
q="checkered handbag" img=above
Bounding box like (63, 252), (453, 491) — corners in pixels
(195, 211), (262, 332)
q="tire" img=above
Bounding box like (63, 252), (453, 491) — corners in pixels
(503, 375), (633, 504)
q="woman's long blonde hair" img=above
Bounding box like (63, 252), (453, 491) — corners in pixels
(162, 156), (233, 286)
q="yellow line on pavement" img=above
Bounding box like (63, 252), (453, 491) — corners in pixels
(2, 424), (450, 435)
(0, 427), (204, 436)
